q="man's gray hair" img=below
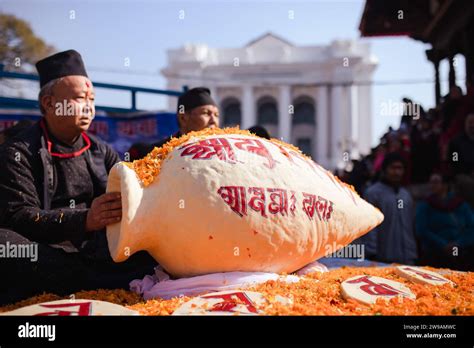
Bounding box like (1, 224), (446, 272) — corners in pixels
(38, 77), (64, 115)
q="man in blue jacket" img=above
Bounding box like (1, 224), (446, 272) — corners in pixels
(355, 153), (418, 264)
(416, 173), (474, 271)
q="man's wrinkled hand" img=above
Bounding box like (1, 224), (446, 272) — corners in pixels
(86, 192), (122, 232)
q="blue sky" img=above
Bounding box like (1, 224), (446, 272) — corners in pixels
(1, 0), (466, 146)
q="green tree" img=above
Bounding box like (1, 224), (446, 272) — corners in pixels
(0, 13), (55, 71)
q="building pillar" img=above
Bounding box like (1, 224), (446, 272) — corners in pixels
(330, 85), (343, 169)
(357, 84), (372, 156)
(315, 85), (329, 166)
(278, 85), (292, 142)
(348, 84), (359, 159)
(241, 85), (256, 129)
(426, 49), (442, 105)
(463, 23), (474, 87)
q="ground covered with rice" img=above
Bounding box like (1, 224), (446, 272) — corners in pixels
(1, 266), (472, 315)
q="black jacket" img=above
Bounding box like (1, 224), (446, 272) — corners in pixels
(152, 131), (182, 149)
(128, 131), (182, 160)
(449, 132), (474, 175)
(0, 121), (120, 247)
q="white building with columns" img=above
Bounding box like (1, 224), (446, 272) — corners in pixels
(162, 33), (377, 169)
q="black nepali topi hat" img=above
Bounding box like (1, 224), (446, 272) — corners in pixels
(177, 87), (217, 114)
(36, 49), (88, 88)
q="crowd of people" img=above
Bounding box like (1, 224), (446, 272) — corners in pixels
(345, 84), (474, 271)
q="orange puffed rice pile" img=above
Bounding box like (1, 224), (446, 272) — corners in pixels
(2, 266), (472, 316)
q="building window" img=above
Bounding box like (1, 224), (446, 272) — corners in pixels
(293, 96), (315, 125)
(257, 96), (278, 125)
(221, 97), (241, 127)
(296, 138), (312, 157)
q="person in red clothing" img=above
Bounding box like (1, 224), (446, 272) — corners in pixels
(384, 132), (412, 186)
(449, 113), (474, 176)
(439, 84), (474, 164)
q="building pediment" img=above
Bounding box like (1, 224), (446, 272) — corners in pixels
(246, 32), (294, 50)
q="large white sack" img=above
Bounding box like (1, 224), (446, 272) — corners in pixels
(106, 128), (383, 278)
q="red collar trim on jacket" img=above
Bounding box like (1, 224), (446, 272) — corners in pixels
(39, 118), (91, 159)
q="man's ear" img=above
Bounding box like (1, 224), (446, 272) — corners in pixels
(41, 95), (55, 115)
(177, 112), (187, 131)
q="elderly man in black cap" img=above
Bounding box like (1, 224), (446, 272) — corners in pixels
(129, 87), (219, 159)
(0, 50), (156, 305)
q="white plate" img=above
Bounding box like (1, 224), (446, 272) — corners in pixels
(0, 299), (139, 316)
(172, 290), (290, 315)
(341, 275), (416, 305)
(395, 266), (455, 286)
